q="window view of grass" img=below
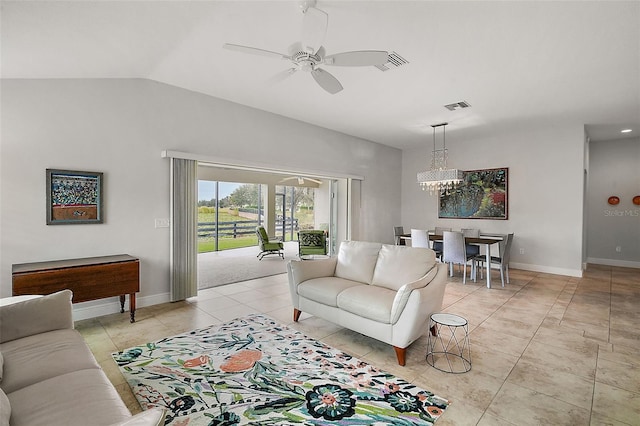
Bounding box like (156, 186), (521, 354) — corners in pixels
(197, 207), (257, 253)
(197, 182), (316, 254)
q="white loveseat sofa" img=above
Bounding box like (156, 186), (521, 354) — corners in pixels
(287, 240), (448, 365)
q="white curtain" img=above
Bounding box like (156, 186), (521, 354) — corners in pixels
(170, 158), (198, 301)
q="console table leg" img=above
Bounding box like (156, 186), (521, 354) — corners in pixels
(119, 295), (125, 313)
(129, 293), (136, 323)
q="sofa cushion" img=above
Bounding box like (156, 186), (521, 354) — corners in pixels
(0, 290), (73, 344)
(7, 369), (131, 426)
(337, 285), (396, 324)
(371, 245), (436, 291)
(0, 329), (100, 394)
(0, 387), (10, 426)
(297, 277), (363, 307)
(334, 241), (382, 285)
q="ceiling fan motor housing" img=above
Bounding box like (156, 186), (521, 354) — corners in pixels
(292, 51), (322, 71)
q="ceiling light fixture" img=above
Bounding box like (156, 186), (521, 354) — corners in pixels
(621, 129), (632, 133)
(417, 122), (463, 194)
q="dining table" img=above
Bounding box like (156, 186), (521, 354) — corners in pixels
(427, 234), (504, 288)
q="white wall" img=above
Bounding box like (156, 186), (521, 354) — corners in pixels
(0, 78), (401, 314)
(586, 137), (640, 267)
(401, 124), (586, 276)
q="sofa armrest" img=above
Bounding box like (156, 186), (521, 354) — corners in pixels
(287, 258), (337, 308)
(389, 263), (440, 324)
(108, 408), (167, 426)
(0, 290), (74, 343)
(389, 264), (449, 348)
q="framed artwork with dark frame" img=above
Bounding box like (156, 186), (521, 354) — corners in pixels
(439, 167), (508, 220)
(46, 169), (103, 224)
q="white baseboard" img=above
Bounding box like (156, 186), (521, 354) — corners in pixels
(72, 292), (172, 322)
(508, 262), (583, 278)
(587, 257), (640, 269)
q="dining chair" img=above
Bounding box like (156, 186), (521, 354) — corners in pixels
(410, 228), (430, 248)
(461, 228), (480, 257)
(474, 233), (514, 287)
(393, 226), (405, 245)
(432, 227), (451, 259)
(442, 231), (475, 284)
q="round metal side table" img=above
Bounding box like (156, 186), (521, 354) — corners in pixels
(426, 313), (471, 373)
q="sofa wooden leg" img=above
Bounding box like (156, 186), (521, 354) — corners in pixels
(393, 346), (406, 366)
(430, 324), (438, 336)
(293, 308), (302, 322)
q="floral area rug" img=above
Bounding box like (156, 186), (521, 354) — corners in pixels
(113, 314), (449, 425)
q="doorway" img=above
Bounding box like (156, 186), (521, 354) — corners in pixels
(196, 165), (346, 289)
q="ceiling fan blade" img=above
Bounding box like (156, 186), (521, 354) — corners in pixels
(324, 50), (389, 66)
(267, 68), (298, 85)
(301, 7), (328, 54)
(223, 43), (290, 60)
(279, 176), (323, 185)
(311, 68), (343, 94)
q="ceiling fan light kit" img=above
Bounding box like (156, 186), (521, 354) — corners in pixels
(223, 2), (389, 94)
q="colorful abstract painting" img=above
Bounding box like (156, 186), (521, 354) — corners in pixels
(439, 167), (508, 219)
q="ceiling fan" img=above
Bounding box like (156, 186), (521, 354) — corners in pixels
(279, 176), (323, 185)
(223, 1), (389, 94)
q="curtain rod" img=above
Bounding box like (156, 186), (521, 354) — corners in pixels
(161, 150), (364, 181)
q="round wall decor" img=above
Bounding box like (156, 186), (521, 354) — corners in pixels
(608, 196), (620, 205)
(633, 195), (640, 206)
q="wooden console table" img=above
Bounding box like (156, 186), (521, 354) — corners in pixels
(12, 254), (140, 322)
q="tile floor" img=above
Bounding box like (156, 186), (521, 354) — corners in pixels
(76, 264), (640, 425)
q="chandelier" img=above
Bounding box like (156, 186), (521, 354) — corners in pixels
(417, 122), (463, 194)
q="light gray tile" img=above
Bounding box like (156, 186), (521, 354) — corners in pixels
(486, 382), (590, 425)
(592, 382), (640, 425)
(506, 360), (594, 409)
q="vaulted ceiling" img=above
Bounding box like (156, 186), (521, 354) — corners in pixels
(2, 1), (639, 149)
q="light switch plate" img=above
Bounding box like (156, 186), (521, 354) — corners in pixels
(155, 218), (170, 228)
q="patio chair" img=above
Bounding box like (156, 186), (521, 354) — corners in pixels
(298, 230), (327, 259)
(256, 226), (284, 260)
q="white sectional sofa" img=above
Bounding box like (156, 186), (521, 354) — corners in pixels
(287, 240), (448, 365)
(0, 290), (165, 426)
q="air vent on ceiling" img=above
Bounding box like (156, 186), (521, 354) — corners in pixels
(375, 52), (409, 71)
(444, 101), (471, 111)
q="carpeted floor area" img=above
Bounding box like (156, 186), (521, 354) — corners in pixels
(197, 242), (299, 289)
